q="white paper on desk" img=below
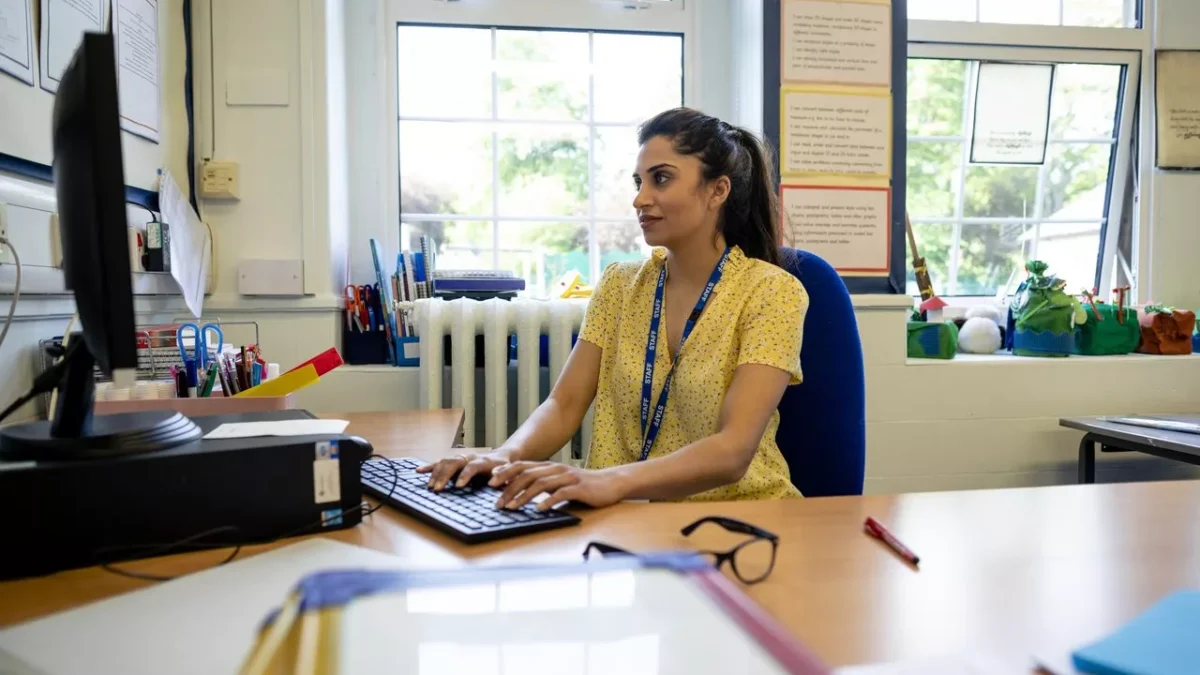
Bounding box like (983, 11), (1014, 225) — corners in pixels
(39, 0), (106, 94)
(203, 419), (350, 440)
(159, 169), (211, 317)
(113, 0), (160, 142)
(834, 654), (1017, 674)
(0, 0), (36, 86)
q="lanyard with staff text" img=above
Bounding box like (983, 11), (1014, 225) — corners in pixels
(639, 246), (732, 461)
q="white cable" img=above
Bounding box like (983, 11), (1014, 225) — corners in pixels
(0, 237), (20, 355)
(47, 313), (78, 423)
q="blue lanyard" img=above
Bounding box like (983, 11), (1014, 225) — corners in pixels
(638, 247), (731, 461)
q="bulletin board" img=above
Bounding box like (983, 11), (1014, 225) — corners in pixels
(764, 0), (907, 294)
(0, 0), (196, 210)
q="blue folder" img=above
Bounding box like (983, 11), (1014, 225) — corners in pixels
(1072, 590), (1200, 675)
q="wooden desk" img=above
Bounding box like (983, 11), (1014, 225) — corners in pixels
(330, 408), (466, 459)
(2, 410), (1199, 670)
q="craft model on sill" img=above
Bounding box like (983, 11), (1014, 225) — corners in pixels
(1006, 260), (1087, 358)
(1137, 305), (1196, 355)
(1074, 286), (1139, 356)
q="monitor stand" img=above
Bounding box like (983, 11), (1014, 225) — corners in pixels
(0, 338), (201, 462)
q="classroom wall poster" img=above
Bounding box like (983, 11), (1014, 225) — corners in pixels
(780, 185), (891, 274)
(39, 0), (107, 94)
(0, 0), (35, 85)
(1155, 50), (1200, 169)
(969, 62), (1053, 165)
(781, 0), (891, 87)
(780, 88), (891, 178)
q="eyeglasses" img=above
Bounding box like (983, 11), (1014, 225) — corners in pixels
(582, 515), (779, 585)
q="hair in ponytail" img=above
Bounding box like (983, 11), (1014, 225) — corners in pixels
(637, 108), (782, 267)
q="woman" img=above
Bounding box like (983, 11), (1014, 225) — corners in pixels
(418, 107), (808, 509)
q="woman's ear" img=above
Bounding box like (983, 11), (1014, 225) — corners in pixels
(708, 175), (731, 211)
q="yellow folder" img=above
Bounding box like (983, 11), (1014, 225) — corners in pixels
(234, 364), (319, 398)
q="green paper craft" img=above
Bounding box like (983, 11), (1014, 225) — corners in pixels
(1074, 300), (1139, 356)
(1010, 261), (1086, 357)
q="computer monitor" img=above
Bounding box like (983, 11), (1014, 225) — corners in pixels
(0, 32), (199, 460)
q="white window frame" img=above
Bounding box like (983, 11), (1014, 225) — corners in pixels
(908, 16), (1151, 302)
(384, 0), (697, 286)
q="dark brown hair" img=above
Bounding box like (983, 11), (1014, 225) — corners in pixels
(638, 107), (781, 267)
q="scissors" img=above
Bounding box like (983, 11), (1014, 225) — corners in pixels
(344, 285), (366, 332)
(176, 322), (224, 368)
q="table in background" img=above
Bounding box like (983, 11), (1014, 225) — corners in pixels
(3, 457), (1199, 669)
(1061, 415), (1200, 483)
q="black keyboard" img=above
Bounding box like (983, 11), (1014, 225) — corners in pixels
(360, 457), (581, 543)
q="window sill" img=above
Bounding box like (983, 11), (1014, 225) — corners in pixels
(907, 352), (1200, 366)
(851, 294), (914, 310)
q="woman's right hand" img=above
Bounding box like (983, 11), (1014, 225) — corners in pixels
(415, 450), (516, 491)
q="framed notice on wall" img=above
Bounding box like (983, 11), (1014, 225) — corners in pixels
(780, 185), (891, 275)
(1155, 50), (1200, 170)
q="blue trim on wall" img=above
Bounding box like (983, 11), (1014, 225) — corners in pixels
(0, 153), (159, 210)
(763, 0), (908, 294)
(0, 5), (199, 215)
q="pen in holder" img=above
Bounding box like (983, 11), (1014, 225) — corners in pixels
(342, 286), (389, 365)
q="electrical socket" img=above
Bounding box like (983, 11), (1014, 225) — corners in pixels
(0, 201), (10, 265)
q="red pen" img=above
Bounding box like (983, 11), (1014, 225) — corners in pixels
(864, 517), (920, 566)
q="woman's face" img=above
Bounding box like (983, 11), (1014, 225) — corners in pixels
(632, 135), (728, 249)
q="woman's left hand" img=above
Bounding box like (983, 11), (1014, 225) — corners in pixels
(489, 461), (626, 512)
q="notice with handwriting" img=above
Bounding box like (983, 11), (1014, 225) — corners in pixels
(1156, 51), (1200, 168)
(969, 62), (1052, 165)
(782, 186), (890, 273)
(783, 0), (890, 86)
(782, 90), (890, 177)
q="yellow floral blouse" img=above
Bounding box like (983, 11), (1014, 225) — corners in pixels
(578, 245), (808, 501)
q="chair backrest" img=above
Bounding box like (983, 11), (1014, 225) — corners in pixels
(774, 248), (866, 497)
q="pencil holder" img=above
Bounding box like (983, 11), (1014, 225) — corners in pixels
(342, 324), (390, 365)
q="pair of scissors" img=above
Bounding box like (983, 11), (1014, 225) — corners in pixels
(344, 285), (367, 332)
(176, 322), (224, 368)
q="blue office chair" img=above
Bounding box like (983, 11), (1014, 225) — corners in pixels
(774, 248), (866, 497)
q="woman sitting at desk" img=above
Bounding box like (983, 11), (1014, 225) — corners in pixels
(420, 107), (808, 508)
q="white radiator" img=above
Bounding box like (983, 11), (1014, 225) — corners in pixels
(411, 298), (590, 462)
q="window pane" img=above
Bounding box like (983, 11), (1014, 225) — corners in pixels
(496, 125), (589, 218)
(908, 0), (976, 21)
(597, 222), (653, 267)
(905, 222), (953, 295)
(907, 59), (968, 137)
(421, 220), (494, 271)
(978, 0), (1060, 25)
(907, 142), (962, 218)
(957, 223), (1027, 295)
(595, 126), (638, 219)
(1049, 64), (1121, 140)
(398, 26), (491, 118)
(400, 121), (493, 216)
(963, 165), (1039, 218)
(1062, 0), (1127, 27)
(496, 30), (589, 121)
(1033, 223), (1101, 291)
(497, 222), (589, 297)
(593, 33), (683, 124)
(1041, 143), (1113, 220)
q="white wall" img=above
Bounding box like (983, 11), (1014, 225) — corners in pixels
(1147, 0), (1200, 311)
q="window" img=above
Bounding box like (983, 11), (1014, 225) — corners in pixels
(908, 0), (1138, 28)
(396, 25), (684, 297)
(905, 41), (1140, 298)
